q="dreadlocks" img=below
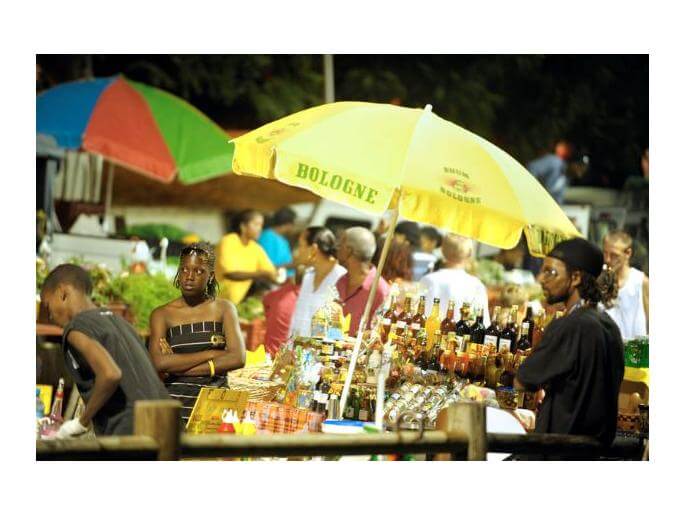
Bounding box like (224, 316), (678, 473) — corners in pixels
(173, 241), (219, 298)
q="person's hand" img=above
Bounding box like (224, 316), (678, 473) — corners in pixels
(56, 418), (89, 439)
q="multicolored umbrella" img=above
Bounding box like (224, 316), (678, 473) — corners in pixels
(37, 76), (234, 184)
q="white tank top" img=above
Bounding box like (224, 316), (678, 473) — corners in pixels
(605, 267), (647, 339)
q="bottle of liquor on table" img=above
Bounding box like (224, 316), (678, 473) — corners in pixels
(425, 298), (441, 349)
(441, 300), (456, 336)
(49, 378), (65, 425)
(395, 296), (413, 337)
(497, 313), (517, 354)
(410, 296), (427, 338)
(381, 294), (398, 343)
(455, 302), (472, 337)
(509, 305), (520, 338)
(484, 306), (501, 354)
(516, 321), (532, 353)
(470, 307), (486, 354)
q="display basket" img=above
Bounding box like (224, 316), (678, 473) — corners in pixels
(228, 364), (273, 381)
(227, 376), (282, 402)
(244, 400), (323, 434)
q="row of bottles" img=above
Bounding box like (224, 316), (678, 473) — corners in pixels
(380, 294), (539, 355)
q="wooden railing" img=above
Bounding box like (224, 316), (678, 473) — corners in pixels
(36, 400), (645, 461)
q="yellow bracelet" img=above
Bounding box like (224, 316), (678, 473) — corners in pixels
(208, 359), (216, 377)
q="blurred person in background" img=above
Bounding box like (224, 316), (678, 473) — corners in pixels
(289, 227), (347, 337)
(602, 230), (648, 338)
(527, 140), (573, 206)
(258, 206), (297, 277)
(216, 209), (278, 305)
(380, 240), (415, 302)
(498, 283), (542, 326)
(262, 266), (304, 357)
(336, 227), (390, 335)
(419, 234), (490, 326)
(494, 237), (538, 286)
(413, 226), (442, 278)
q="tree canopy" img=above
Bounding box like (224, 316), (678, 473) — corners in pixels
(37, 54), (647, 189)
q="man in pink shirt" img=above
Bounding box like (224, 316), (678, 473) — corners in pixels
(336, 227), (390, 335)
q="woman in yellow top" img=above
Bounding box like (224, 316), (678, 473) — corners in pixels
(216, 209), (278, 304)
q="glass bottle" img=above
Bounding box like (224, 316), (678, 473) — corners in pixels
(440, 300), (456, 336)
(516, 321), (532, 353)
(470, 307), (486, 346)
(395, 296), (413, 337)
(484, 306), (501, 354)
(381, 294), (398, 343)
(455, 302), (472, 337)
(497, 313), (517, 354)
(411, 296), (427, 338)
(425, 298), (441, 349)
(49, 378), (65, 425)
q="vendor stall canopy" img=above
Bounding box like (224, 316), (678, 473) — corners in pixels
(232, 101), (581, 256)
(36, 75), (233, 184)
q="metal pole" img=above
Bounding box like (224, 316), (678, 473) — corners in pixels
(323, 54), (335, 103)
(339, 204), (400, 418)
(103, 161), (114, 234)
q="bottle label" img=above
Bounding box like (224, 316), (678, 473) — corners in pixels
(484, 335), (498, 348)
(410, 323), (421, 331)
(345, 406), (354, 418)
(498, 339), (512, 352)
(382, 318), (391, 326)
(396, 321), (407, 329)
(358, 409), (369, 421)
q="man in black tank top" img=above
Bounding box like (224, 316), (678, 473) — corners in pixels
(41, 264), (170, 437)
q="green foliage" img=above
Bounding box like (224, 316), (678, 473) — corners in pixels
(38, 54), (648, 188)
(125, 223), (193, 242)
(473, 259), (505, 286)
(236, 295), (264, 321)
(112, 273), (178, 331)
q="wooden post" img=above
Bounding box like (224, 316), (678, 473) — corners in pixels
(436, 402), (487, 461)
(134, 400), (182, 461)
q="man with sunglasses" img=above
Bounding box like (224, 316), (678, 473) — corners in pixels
(515, 238), (624, 452)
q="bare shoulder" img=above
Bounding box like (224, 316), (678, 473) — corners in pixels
(215, 298), (238, 317)
(150, 297), (182, 321)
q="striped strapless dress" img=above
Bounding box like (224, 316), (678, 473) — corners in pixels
(165, 321), (226, 424)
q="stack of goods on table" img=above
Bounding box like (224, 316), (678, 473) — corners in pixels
(618, 336), (649, 435)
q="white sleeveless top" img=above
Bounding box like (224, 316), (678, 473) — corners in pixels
(604, 267), (647, 339)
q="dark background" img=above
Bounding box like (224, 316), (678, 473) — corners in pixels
(37, 54), (648, 189)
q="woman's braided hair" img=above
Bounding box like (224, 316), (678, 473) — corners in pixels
(173, 241), (219, 298)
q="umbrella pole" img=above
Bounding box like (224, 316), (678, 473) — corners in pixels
(338, 204), (400, 420)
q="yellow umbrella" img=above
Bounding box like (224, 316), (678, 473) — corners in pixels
(231, 101), (580, 420)
(232, 101), (579, 256)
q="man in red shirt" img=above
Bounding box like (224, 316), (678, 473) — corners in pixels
(336, 227), (390, 336)
(262, 277), (301, 357)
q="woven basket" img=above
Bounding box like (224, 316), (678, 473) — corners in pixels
(228, 365), (273, 381)
(227, 376), (282, 402)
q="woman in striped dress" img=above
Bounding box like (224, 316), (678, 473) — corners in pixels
(149, 242), (246, 425)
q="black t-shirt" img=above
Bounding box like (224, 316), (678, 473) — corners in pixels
(62, 308), (170, 435)
(516, 307), (625, 447)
